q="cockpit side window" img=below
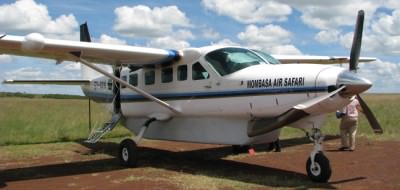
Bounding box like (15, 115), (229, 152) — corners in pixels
(205, 47), (265, 76)
(192, 62), (210, 80)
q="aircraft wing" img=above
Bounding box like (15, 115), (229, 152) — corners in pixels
(0, 33), (180, 66)
(273, 55), (376, 64)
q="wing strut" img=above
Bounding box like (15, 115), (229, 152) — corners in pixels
(70, 52), (181, 114)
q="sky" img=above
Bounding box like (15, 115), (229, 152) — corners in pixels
(0, 0), (399, 94)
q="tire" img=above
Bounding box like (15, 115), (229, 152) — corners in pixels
(232, 145), (250, 155)
(306, 152), (332, 183)
(118, 138), (138, 167)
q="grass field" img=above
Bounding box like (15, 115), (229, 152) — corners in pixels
(0, 97), (130, 145)
(0, 94), (399, 145)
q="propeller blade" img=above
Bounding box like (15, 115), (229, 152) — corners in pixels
(356, 95), (383, 134)
(349, 10), (365, 72)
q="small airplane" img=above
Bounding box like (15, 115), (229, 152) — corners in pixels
(1, 10), (382, 182)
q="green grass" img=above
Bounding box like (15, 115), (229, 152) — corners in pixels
(0, 97), (130, 145)
(0, 94), (399, 145)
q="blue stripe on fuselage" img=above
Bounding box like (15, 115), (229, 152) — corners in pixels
(84, 86), (328, 102)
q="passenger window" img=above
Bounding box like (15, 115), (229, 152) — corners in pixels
(177, 65), (187, 81)
(129, 73), (138, 86)
(192, 62), (210, 80)
(145, 70), (155, 85)
(161, 67), (173, 83)
(121, 75), (127, 88)
(107, 79), (112, 90)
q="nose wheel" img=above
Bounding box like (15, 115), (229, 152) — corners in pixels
(305, 128), (331, 182)
(306, 151), (331, 182)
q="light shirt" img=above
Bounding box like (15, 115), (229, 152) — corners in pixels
(342, 99), (360, 119)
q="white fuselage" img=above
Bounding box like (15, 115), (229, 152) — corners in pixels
(82, 46), (352, 145)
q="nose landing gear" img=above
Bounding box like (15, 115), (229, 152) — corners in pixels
(306, 128), (332, 182)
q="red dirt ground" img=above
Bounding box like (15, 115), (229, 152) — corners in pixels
(1, 137), (399, 189)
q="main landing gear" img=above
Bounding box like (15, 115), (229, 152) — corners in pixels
(118, 118), (156, 167)
(305, 128), (332, 182)
(119, 138), (138, 167)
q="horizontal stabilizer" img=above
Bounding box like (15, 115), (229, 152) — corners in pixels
(3, 79), (90, 85)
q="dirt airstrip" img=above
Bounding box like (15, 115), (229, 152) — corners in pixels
(0, 137), (399, 190)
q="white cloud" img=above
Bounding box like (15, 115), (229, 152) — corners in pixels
(147, 36), (190, 49)
(62, 62), (81, 71)
(145, 29), (193, 49)
(358, 59), (400, 93)
(282, 0), (380, 30)
(384, 0), (400, 9)
(4, 60), (81, 81)
(99, 34), (127, 45)
(0, 0), (78, 38)
(202, 27), (220, 39)
(338, 31), (354, 50)
(4, 67), (44, 79)
(371, 9), (400, 35)
(113, 5), (191, 38)
(337, 9), (400, 56)
(238, 25), (290, 45)
(279, 1), (400, 56)
(237, 24), (301, 54)
(202, 0), (292, 24)
(269, 45), (302, 55)
(175, 29), (195, 40)
(315, 30), (340, 44)
(213, 38), (240, 46)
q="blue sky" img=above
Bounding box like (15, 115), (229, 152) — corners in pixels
(0, 0), (399, 94)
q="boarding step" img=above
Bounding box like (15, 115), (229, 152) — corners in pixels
(85, 113), (122, 144)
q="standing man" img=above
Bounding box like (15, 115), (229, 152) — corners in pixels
(267, 139), (281, 152)
(336, 97), (363, 151)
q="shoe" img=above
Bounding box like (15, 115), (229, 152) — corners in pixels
(266, 143), (274, 152)
(339, 147), (349, 151)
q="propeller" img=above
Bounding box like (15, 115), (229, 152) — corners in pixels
(349, 10), (364, 72)
(348, 10), (383, 134)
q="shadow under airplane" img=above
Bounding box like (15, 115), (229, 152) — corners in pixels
(1, 135), (351, 189)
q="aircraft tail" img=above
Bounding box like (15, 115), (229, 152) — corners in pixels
(79, 22), (111, 80)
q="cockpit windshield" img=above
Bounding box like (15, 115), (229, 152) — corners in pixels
(205, 47), (266, 76)
(251, 49), (281, 65)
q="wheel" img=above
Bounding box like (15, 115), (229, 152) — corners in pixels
(232, 145), (250, 155)
(306, 152), (331, 182)
(118, 138), (138, 167)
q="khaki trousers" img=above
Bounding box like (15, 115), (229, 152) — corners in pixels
(340, 117), (358, 150)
